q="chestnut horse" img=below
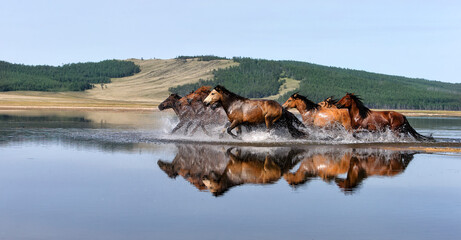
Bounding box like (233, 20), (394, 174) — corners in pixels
(336, 93), (433, 141)
(282, 93), (352, 130)
(158, 93), (195, 134)
(203, 85), (305, 139)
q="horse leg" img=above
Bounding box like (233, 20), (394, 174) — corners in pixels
(219, 122), (231, 139)
(236, 126), (242, 136)
(183, 121), (194, 135)
(171, 120), (187, 134)
(227, 120), (242, 139)
(245, 125), (252, 133)
(201, 124), (211, 136)
(189, 123), (201, 136)
(265, 117), (274, 132)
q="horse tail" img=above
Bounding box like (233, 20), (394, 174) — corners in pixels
(281, 108), (307, 138)
(401, 117), (434, 142)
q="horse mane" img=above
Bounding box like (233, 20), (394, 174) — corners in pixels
(185, 86), (211, 99)
(194, 86), (211, 96)
(194, 86), (212, 94)
(324, 96), (338, 105)
(214, 85), (248, 100)
(348, 94), (370, 118)
(170, 93), (181, 99)
(291, 93), (319, 110)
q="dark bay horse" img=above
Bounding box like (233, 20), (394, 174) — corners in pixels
(184, 86), (228, 135)
(336, 93), (433, 141)
(203, 85), (305, 139)
(158, 87), (227, 135)
(282, 93), (352, 130)
(158, 93), (195, 134)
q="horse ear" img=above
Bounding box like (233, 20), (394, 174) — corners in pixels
(214, 85), (223, 92)
(292, 92), (299, 97)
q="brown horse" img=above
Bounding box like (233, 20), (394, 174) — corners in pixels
(158, 93), (195, 134)
(336, 93), (433, 141)
(203, 85), (305, 139)
(282, 93), (352, 130)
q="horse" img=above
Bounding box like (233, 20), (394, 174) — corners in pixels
(158, 93), (195, 134)
(203, 85), (306, 139)
(183, 86), (228, 135)
(282, 93), (352, 131)
(336, 93), (433, 141)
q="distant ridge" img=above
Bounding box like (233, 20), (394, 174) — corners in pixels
(0, 56), (460, 110)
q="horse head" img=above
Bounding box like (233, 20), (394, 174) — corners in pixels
(335, 156), (367, 193)
(203, 85), (225, 108)
(202, 172), (227, 197)
(336, 93), (355, 109)
(185, 86), (212, 104)
(282, 93), (300, 109)
(158, 93), (181, 110)
(319, 96), (338, 108)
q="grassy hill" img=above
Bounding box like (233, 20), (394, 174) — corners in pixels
(0, 58), (237, 108)
(0, 56), (460, 110)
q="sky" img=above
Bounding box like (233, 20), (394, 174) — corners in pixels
(1, 0), (460, 83)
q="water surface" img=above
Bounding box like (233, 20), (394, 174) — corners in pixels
(0, 110), (460, 240)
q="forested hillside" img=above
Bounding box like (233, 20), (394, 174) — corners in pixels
(170, 57), (284, 98)
(0, 60), (140, 91)
(170, 57), (461, 110)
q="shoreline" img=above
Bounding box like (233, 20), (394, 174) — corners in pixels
(0, 105), (158, 112)
(0, 104), (460, 116)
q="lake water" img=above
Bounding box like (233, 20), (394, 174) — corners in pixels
(1, 110), (460, 240)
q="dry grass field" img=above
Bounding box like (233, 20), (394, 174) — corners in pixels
(0, 58), (237, 110)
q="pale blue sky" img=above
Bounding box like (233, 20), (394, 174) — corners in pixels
(1, 0), (460, 83)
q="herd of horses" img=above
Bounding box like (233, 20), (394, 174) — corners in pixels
(159, 85), (433, 141)
(158, 145), (415, 196)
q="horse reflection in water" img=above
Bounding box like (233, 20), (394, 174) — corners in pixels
(201, 147), (304, 196)
(158, 145), (303, 196)
(158, 145), (415, 196)
(284, 148), (415, 193)
(157, 145), (229, 190)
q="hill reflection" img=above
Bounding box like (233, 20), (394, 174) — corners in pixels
(158, 145), (415, 196)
